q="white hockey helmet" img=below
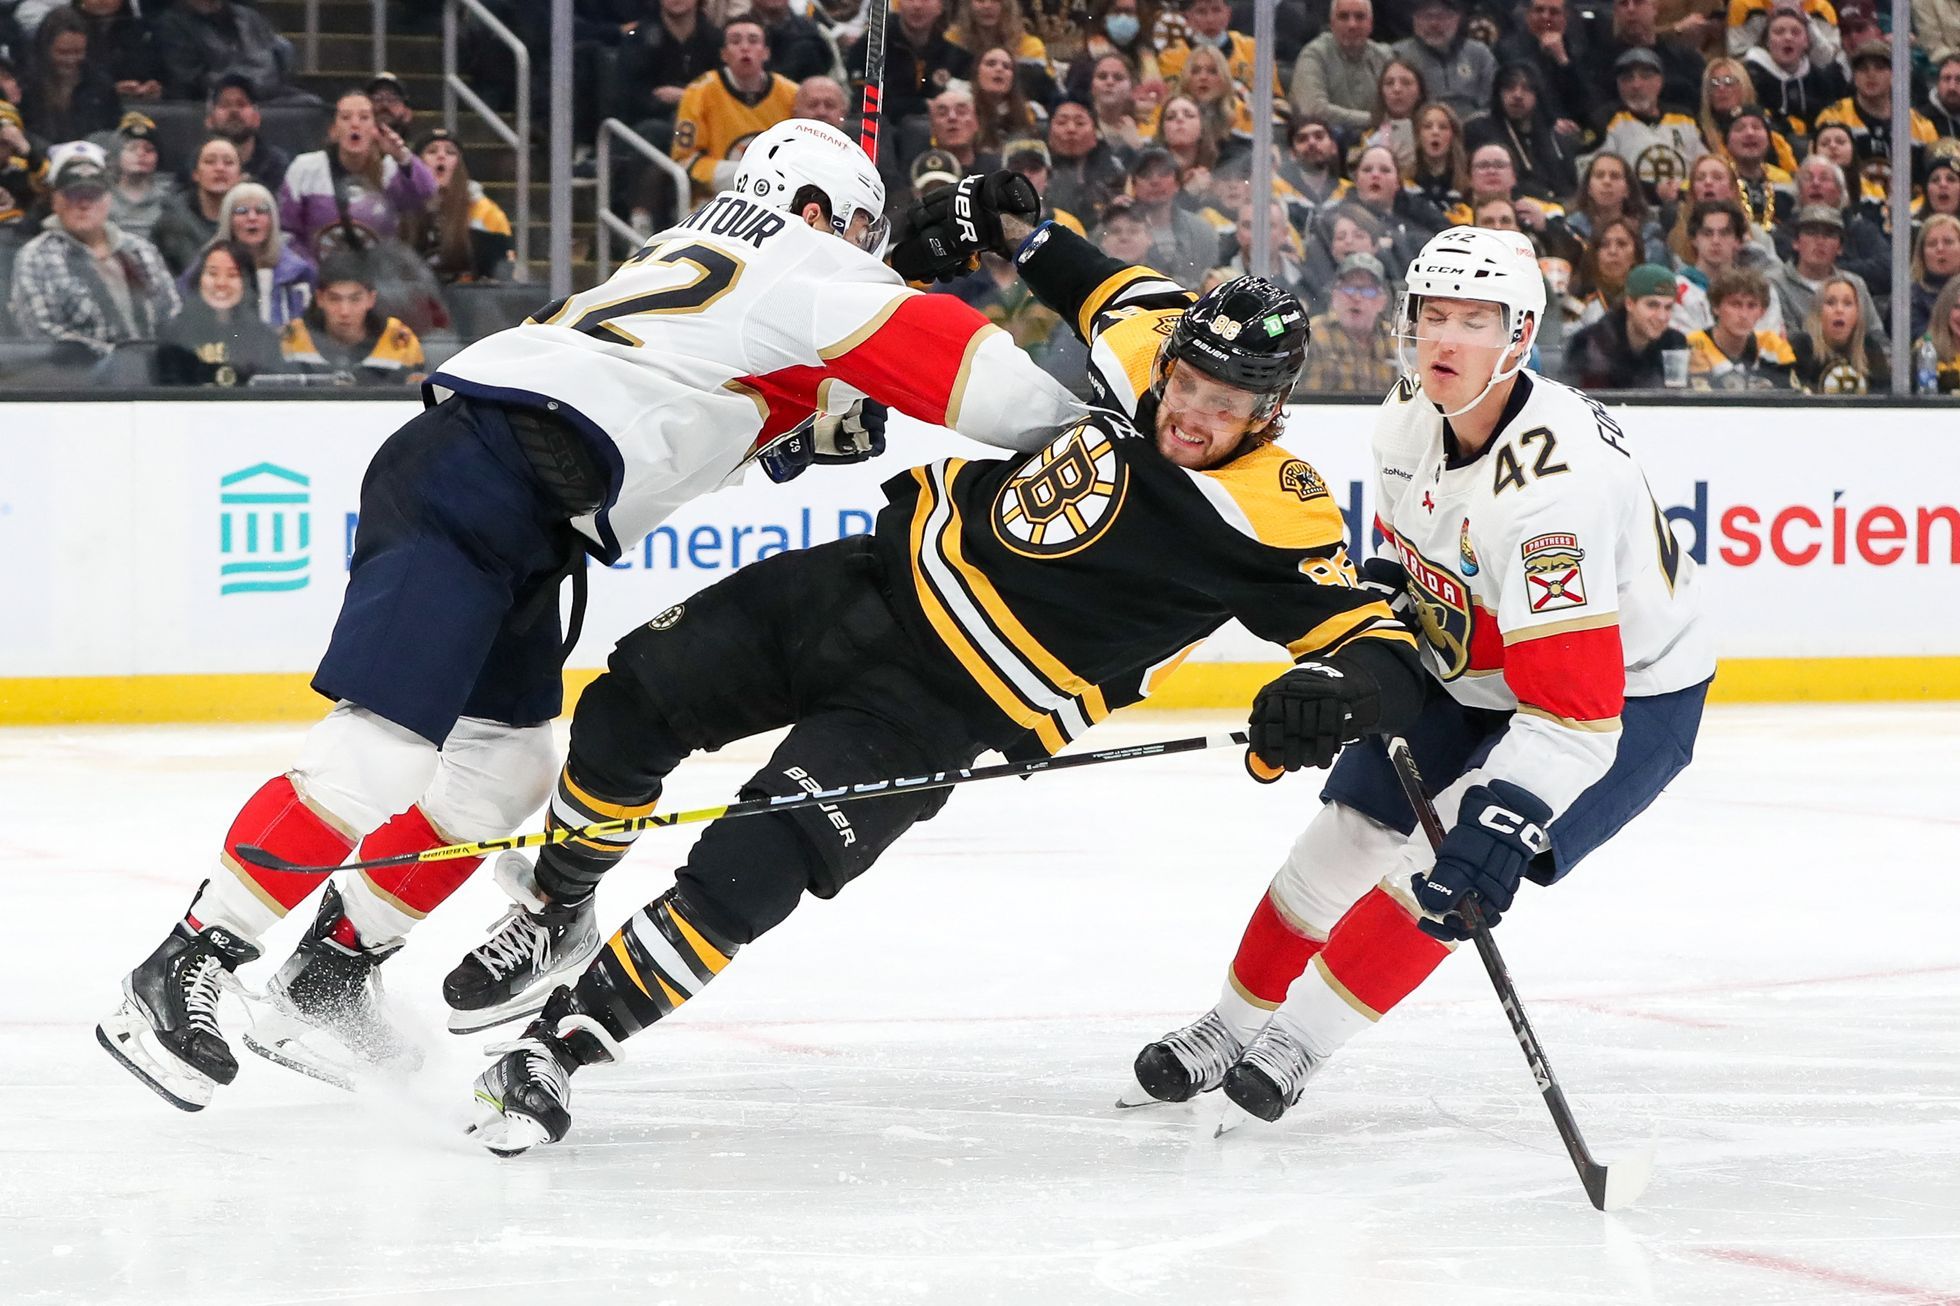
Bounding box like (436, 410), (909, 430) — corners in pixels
(731, 119), (889, 255)
(1395, 226), (1546, 415)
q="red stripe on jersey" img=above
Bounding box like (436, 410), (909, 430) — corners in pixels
(1505, 622), (1627, 723)
(223, 775), (355, 909)
(1316, 886), (1450, 1017)
(822, 293), (992, 425)
(356, 804), (485, 919)
(1229, 891), (1324, 1004)
(732, 365), (827, 455)
(1467, 601), (1505, 674)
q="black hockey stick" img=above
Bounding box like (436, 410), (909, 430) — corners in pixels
(237, 730), (1251, 876)
(1386, 736), (1655, 1212)
(856, 0), (889, 162)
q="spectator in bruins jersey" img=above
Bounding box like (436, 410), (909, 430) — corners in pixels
(1683, 265), (1797, 388)
(1392, 0), (1496, 121)
(1789, 272), (1889, 393)
(403, 129), (515, 283)
(1465, 63), (1578, 204)
(1742, 7), (1844, 143)
(1299, 250), (1400, 393)
(0, 99), (46, 229)
(671, 19), (799, 201)
(1911, 276), (1960, 394)
(1078, 0), (1162, 89)
(1728, 0), (1840, 66)
(1813, 41), (1939, 187)
(945, 0), (1054, 89)
(1596, 47), (1706, 205)
(279, 252), (425, 385)
(157, 239), (283, 387)
(1163, 44), (1255, 161)
(1408, 102), (1470, 225)
(1159, 0), (1269, 95)
(1722, 107), (1796, 234)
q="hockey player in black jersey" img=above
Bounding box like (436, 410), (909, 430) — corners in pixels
(461, 218), (1426, 1154)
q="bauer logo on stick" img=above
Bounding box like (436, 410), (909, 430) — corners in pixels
(1520, 532), (1586, 612)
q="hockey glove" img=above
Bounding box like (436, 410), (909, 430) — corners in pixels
(1244, 656), (1382, 781)
(758, 421), (815, 483)
(1358, 555), (1411, 615)
(810, 399), (888, 465)
(1412, 780), (1554, 939)
(891, 171), (1041, 283)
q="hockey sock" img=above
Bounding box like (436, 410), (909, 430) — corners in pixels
(196, 775), (359, 939)
(573, 888), (738, 1040)
(1222, 890), (1329, 1038)
(533, 765), (659, 907)
(1273, 881), (1452, 1057)
(336, 805), (486, 948)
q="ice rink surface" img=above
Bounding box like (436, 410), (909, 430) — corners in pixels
(2, 704), (1957, 1306)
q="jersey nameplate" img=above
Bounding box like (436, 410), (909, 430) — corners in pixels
(677, 194), (789, 248)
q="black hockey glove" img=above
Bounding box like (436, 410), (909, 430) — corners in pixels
(1358, 555), (1411, 614)
(1244, 656), (1382, 782)
(890, 171), (1041, 283)
(758, 421), (815, 483)
(1411, 780), (1554, 939)
(810, 399), (887, 465)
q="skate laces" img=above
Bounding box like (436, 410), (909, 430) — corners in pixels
(181, 952), (228, 1040)
(485, 1033), (571, 1100)
(1240, 1023), (1319, 1102)
(1161, 1011), (1243, 1090)
(472, 905), (549, 981)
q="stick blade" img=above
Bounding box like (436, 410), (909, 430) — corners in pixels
(1589, 1137), (1658, 1212)
(232, 843), (302, 872)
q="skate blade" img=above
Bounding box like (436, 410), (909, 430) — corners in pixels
(95, 1012), (214, 1112)
(242, 1029), (361, 1092)
(446, 995), (549, 1036)
(465, 1094), (552, 1157)
(1199, 1092), (1259, 1139)
(1115, 1071), (1182, 1109)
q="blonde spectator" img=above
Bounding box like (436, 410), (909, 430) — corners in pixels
(1911, 275), (1960, 394)
(1170, 43), (1253, 149)
(1700, 57), (1796, 171)
(946, 0), (1051, 75)
(196, 181), (314, 326)
(1790, 274), (1889, 393)
(1909, 214), (1960, 342)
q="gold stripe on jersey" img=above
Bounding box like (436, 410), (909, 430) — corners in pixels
(1091, 312), (1174, 415)
(944, 323), (1005, 431)
(1502, 611), (1621, 645)
(818, 294), (907, 360)
(905, 465), (1050, 727)
(1195, 445), (1349, 552)
(1516, 703), (1623, 732)
(1077, 266), (1191, 337)
(1286, 604), (1409, 660)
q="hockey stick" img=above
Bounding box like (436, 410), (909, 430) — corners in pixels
(237, 730), (1250, 877)
(1386, 736), (1656, 1212)
(855, 0), (890, 162)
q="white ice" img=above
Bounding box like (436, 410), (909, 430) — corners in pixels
(3, 705), (1957, 1306)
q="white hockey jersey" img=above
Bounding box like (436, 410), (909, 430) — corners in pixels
(1371, 371), (1715, 817)
(430, 192), (1085, 562)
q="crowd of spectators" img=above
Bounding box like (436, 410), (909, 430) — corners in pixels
(9, 0), (1960, 395)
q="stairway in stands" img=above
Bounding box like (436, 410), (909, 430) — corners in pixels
(257, 0), (600, 291)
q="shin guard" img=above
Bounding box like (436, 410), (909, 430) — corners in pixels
(339, 805), (486, 947)
(199, 775), (359, 938)
(573, 889), (737, 1040)
(1227, 890), (1328, 1010)
(1277, 881), (1453, 1056)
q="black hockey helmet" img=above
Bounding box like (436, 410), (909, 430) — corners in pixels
(1155, 275), (1311, 426)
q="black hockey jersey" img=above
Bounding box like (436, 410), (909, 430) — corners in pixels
(872, 223), (1413, 753)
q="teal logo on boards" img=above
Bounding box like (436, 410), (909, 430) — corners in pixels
(219, 463), (311, 595)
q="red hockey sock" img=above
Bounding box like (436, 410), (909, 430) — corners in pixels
(1228, 891), (1327, 1006)
(211, 774), (357, 922)
(353, 805), (486, 924)
(1311, 886), (1452, 1020)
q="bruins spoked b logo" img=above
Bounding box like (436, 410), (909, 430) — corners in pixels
(993, 422), (1128, 557)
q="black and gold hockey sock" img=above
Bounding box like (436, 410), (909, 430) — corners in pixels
(575, 888), (738, 1039)
(534, 765), (657, 907)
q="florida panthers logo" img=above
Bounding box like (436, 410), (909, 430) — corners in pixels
(1391, 535), (1474, 680)
(993, 422), (1128, 558)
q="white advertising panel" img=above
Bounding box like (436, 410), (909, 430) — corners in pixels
(0, 398), (1954, 679)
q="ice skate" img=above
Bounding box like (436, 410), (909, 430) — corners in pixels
(243, 883), (422, 1089)
(1220, 1021), (1325, 1124)
(466, 986), (620, 1156)
(1117, 1008), (1245, 1108)
(96, 914), (261, 1112)
(443, 851), (601, 1035)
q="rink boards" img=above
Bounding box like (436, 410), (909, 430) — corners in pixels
(0, 397), (1955, 722)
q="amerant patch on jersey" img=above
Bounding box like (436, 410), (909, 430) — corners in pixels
(1520, 532), (1587, 612)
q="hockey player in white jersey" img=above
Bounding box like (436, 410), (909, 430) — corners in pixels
(96, 119), (1085, 1112)
(1124, 226), (1716, 1123)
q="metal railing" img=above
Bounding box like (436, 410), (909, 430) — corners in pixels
(443, 0), (530, 278)
(299, 0), (389, 73)
(594, 118), (691, 282)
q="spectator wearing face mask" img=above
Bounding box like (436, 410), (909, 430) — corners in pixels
(1080, 0), (1162, 87)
